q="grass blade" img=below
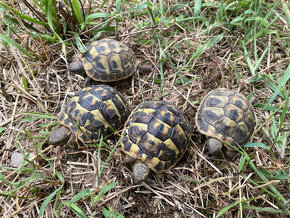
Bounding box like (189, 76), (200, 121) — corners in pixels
(45, 0), (62, 40)
(147, 3), (157, 25)
(71, 189), (93, 203)
(85, 12), (110, 22)
(243, 205), (288, 214)
(63, 202), (86, 218)
(277, 92), (289, 133)
(253, 47), (268, 74)
(217, 201), (239, 218)
(243, 142), (270, 150)
(3, 14), (43, 33)
(100, 138), (121, 176)
(266, 80), (284, 98)
(115, 0), (121, 32)
(263, 64), (290, 109)
(242, 42), (255, 76)
(71, 0), (83, 24)
(136, 3), (148, 11)
(0, 127), (6, 134)
(0, 171), (10, 184)
(0, 3), (49, 27)
(92, 182), (117, 205)
(218, 0), (224, 22)
(103, 206), (124, 218)
(186, 34), (224, 67)
(39, 186), (63, 218)
(21, 112), (57, 121)
(234, 146), (287, 208)
(249, 159), (286, 207)
(193, 0), (202, 17)
(273, 92), (289, 158)
(282, 0), (290, 28)
(238, 156), (247, 173)
(0, 34), (35, 60)
(159, 61), (164, 92)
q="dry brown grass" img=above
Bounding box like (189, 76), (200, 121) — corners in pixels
(0, 1), (289, 217)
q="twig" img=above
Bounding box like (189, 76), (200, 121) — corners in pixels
(196, 152), (223, 175)
(252, 180), (280, 189)
(194, 176), (238, 191)
(0, 114), (22, 127)
(142, 182), (175, 207)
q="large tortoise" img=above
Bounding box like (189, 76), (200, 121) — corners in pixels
(196, 88), (256, 154)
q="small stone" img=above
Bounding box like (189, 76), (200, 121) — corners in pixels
(10, 152), (36, 168)
(10, 152), (24, 168)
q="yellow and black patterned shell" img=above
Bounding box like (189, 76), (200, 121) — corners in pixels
(196, 88), (256, 149)
(58, 85), (130, 143)
(121, 101), (192, 173)
(79, 38), (138, 82)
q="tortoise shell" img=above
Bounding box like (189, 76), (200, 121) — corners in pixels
(79, 38), (138, 82)
(121, 101), (192, 173)
(58, 85), (130, 143)
(196, 88), (256, 149)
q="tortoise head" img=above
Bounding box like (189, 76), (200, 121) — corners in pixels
(68, 60), (85, 76)
(132, 161), (150, 182)
(49, 126), (71, 146)
(206, 137), (223, 154)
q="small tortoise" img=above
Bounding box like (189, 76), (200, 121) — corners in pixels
(121, 101), (192, 182)
(69, 38), (151, 86)
(49, 85), (130, 146)
(196, 88), (256, 154)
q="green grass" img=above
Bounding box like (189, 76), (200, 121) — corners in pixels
(0, 0), (289, 217)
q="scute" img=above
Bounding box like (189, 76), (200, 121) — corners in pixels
(79, 39), (138, 82)
(225, 104), (244, 123)
(215, 116), (237, 137)
(147, 118), (172, 142)
(170, 124), (188, 151)
(232, 122), (249, 143)
(158, 144), (176, 162)
(58, 85), (130, 143)
(128, 125), (147, 144)
(204, 107), (224, 125)
(155, 108), (178, 127)
(196, 88), (256, 148)
(137, 132), (163, 157)
(207, 96), (229, 108)
(121, 101), (192, 173)
(230, 95), (248, 111)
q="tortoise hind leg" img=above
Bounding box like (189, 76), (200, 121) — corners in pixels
(68, 61), (85, 76)
(84, 77), (95, 87)
(49, 126), (71, 146)
(206, 138), (223, 154)
(137, 65), (152, 73)
(132, 161), (150, 182)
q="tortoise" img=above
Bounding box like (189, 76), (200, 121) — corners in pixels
(121, 101), (192, 182)
(196, 88), (256, 154)
(68, 38), (152, 86)
(49, 85), (130, 146)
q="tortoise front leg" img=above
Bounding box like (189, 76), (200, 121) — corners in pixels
(84, 77), (95, 87)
